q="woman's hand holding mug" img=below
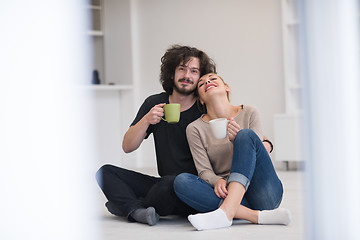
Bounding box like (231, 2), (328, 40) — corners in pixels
(227, 117), (241, 142)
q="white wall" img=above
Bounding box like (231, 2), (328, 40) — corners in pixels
(131, 0), (285, 167)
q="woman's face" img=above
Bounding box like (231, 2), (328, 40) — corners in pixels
(197, 73), (229, 102)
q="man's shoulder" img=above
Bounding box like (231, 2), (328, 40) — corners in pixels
(144, 92), (168, 104)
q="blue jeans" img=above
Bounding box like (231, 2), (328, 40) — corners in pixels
(174, 129), (283, 213)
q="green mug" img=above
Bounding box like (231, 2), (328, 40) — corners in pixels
(161, 104), (180, 123)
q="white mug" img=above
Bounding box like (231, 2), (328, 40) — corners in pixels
(209, 118), (229, 139)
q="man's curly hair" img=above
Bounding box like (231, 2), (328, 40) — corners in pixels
(160, 45), (216, 95)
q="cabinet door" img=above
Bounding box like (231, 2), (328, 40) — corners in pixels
(274, 115), (303, 161)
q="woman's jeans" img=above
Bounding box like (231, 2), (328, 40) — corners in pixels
(174, 129), (283, 213)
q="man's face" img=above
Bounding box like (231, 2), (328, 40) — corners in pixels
(173, 57), (200, 95)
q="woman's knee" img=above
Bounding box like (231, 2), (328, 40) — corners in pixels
(173, 173), (196, 194)
(235, 128), (256, 140)
(234, 129), (258, 144)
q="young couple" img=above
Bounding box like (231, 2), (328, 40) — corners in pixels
(96, 45), (291, 231)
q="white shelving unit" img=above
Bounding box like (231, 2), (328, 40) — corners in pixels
(88, 1), (102, 35)
(88, 30), (104, 37)
(85, 84), (133, 91)
(281, 0), (301, 114)
(88, 0), (134, 87)
(88, 0), (105, 85)
(88, 0), (138, 168)
(274, 0), (303, 169)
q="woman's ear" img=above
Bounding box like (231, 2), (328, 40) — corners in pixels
(225, 84), (230, 93)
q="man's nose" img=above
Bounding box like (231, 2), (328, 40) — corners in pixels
(184, 68), (191, 78)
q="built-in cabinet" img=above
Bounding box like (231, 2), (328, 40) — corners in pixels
(88, 0), (103, 36)
(88, 0), (105, 83)
(88, 0), (139, 169)
(274, 0), (303, 168)
(88, 0), (133, 87)
(281, 0), (301, 113)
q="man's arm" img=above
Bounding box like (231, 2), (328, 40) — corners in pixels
(122, 103), (166, 153)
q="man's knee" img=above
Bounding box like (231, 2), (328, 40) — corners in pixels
(95, 164), (114, 186)
(159, 175), (176, 186)
(150, 175), (176, 196)
(144, 175), (177, 215)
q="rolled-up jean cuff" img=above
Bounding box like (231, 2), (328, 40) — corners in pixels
(227, 172), (250, 191)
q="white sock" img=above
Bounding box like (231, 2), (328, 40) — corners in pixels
(188, 208), (232, 231)
(258, 208), (292, 225)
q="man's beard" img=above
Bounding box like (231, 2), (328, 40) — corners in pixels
(173, 82), (196, 96)
(173, 78), (196, 95)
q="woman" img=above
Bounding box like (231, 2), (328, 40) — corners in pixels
(173, 73), (291, 231)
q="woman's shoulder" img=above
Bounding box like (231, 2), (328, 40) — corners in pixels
(241, 105), (260, 115)
(242, 104), (258, 111)
(187, 116), (205, 128)
(235, 105), (260, 121)
(186, 116), (207, 134)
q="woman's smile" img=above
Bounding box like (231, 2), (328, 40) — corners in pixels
(205, 83), (217, 92)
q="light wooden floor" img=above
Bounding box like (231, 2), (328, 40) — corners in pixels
(95, 169), (305, 240)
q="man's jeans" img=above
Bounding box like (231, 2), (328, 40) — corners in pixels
(96, 165), (196, 221)
(174, 129), (283, 213)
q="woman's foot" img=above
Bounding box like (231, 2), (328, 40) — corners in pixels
(188, 208), (232, 231)
(258, 208), (292, 225)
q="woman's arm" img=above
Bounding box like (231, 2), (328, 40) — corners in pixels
(186, 124), (222, 187)
(228, 106), (272, 153)
(248, 106), (264, 140)
(249, 106), (273, 154)
(262, 137), (274, 153)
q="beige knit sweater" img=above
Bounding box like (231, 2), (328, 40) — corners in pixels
(186, 105), (263, 187)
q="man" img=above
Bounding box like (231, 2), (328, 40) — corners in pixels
(96, 45), (216, 226)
